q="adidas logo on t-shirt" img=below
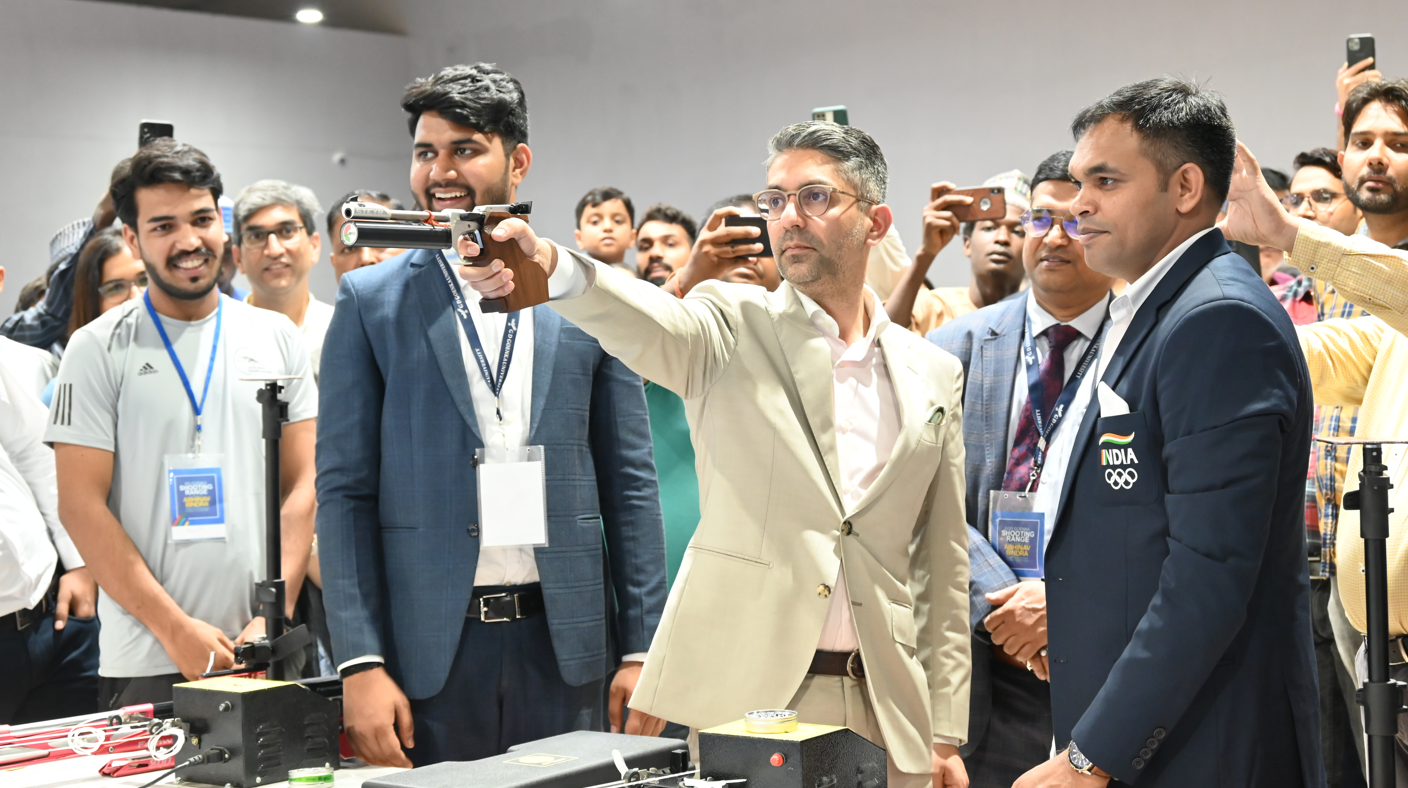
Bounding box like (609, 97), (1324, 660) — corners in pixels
(138, 363), (158, 376)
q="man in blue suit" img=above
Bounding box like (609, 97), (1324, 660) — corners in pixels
(930, 150), (1113, 788)
(1014, 78), (1322, 787)
(316, 63), (667, 768)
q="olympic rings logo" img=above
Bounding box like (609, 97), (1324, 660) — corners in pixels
(1105, 468), (1139, 490)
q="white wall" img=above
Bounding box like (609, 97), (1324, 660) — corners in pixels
(2, 0), (1406, 319)
(400, 0), (1408, 284)
(0, 0), (411, 314)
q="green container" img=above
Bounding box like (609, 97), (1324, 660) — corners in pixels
(287, 766), (334, 785)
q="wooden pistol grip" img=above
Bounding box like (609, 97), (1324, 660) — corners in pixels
(464, 215), (548, 313)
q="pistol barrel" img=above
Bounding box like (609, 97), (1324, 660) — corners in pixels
(340, 221), (452, 250)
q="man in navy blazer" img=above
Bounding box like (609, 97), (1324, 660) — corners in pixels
(931, 150), (1114, 788)
(316, 64), (667, 768)
(1015, 79), (1322, 787)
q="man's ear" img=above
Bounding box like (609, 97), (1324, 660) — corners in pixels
(0, 266), (7, 295)
(573, 228), (585, 249)
(307, 230), (322, 264)
(865, 204), (894, 246)
(121, 225), (142, 260)
(1171, 162), (1208, 216)
(231, 242), (246, 273)
(509, 143), (532, 190)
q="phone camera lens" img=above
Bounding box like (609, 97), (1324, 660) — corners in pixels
(979, 198), (992, 211)
(1350, 39), (1360, 50)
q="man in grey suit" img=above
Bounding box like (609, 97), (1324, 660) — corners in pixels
(316, 63), (667, 768)
(928, 151), (1113, 788)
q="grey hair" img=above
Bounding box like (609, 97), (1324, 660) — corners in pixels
(764, 122), (888, 204)
(233, 179), (323, 246)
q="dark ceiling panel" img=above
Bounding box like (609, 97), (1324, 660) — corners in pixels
(90, 0), (406, 34)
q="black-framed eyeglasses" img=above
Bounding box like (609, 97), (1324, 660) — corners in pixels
(241, 223), (307, 248)
(98, 273), (148, 300)
(1020, 209), (1081, 239)
(1280, 189), (1345, 211)
(753, 185), (874, 221)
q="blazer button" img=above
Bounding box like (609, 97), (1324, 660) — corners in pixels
(1132, 757), (1145, 769)
(468, 524), (479, 538)
(1146, 737), (1158, 749)
(817, 584), (832, 599)
(1153, 728), (1166, 739)
(1139, 748), (1152, 759)
(841, 521), (854, 536)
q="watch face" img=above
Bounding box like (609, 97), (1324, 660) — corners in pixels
(1068, 742), (1093, 771)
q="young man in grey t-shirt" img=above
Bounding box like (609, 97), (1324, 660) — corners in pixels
(48, 140), (318, 709)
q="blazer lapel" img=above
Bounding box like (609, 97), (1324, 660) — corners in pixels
(981, 296), (1027, 480)
(528, 305), (561, 443)
(413, 252), (482, 444)
(769, 285), (843, 506)
(851, 326), (923, 513)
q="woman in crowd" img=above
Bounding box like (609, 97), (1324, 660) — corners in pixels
(67, 228), (144, 337)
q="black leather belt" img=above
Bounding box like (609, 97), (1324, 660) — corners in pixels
(810, 649), (865, 679)
(467, 585), (544, 623)
(0, 595), (50, 634)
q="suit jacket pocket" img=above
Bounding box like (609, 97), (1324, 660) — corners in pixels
(1092, 411), (1160, 507)
(890, 601), (918, 650)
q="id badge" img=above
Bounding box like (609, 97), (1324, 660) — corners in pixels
(989, 490), (1044, 579)
(475, 445), (548, 548)
(165, 453), (227, 542)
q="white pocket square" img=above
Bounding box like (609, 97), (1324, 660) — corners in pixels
(1097, 382), (1131, 418)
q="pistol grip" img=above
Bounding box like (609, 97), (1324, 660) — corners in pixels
(464, 221), (549, 313)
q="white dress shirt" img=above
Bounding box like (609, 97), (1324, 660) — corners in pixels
(1098, 228), (1214, 380)
(0, 360), (82, 618)
(1002, 293), (1108, 556)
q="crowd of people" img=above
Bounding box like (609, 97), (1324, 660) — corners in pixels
(0, 46), (1406, 788)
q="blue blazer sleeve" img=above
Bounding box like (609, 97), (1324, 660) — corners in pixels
(588, 352), (667, 657)
(1073, 300), (1303, 777)
(968, 525), (1018, 639)
(315, 276), (391, 666)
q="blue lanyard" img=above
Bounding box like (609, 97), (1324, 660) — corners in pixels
(434, 251), (520, 422)
(143, 291), (222, 450)
(1019, 306), (1104, 490)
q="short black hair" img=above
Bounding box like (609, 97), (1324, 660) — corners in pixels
(638, 204), (698, 244)
(1071, 76), (1236, 204)
(326, 189), (403, 235)
(402, 63), (529, 152)
(704, 193), (757, 218)
(1261, 167), (1290, 192)
(109, 138), (223, 228)
(1292, 147), (1343, 180)
(1030, 150), (1076, 197)
(575, 187), (634, 227)
(1342, 78), (1408, 143)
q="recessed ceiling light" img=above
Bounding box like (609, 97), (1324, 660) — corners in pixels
(295, 8), (324, 24)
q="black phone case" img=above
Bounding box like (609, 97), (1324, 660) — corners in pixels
(1347, 35), (1376, 69)
(724, 216), (773, 258)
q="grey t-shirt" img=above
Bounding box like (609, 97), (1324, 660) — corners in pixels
(45, 295), (317, 677)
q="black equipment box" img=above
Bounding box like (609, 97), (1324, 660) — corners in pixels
(173, 677), (341, 787)
(699, 719), (886, 788)
(366, 731), (688, 788)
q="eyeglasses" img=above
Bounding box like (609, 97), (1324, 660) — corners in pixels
(98, 273), (148, 300)
(1280, 190), (1345, 211)
(753, 186), (874, 221)
(1020, 209), (1081, 239)
(241, 223), (307, 248)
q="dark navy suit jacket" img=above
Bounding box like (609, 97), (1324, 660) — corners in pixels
(315, 248), (667, 700)
(1046, 230), (1323, 786)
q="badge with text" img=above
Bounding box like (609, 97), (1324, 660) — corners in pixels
(475, 445), (549, 548)
(165, 453), (227, 542)
(1099, 430), (1140, 491)
(989, 490), (1045, 578)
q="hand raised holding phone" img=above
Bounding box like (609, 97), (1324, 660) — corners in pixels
(919, 182), (974, 259)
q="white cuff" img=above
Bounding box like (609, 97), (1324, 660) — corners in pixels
(547, 244), (596, 299)
(933, 735), (963, 747)
(50, 531), (85, 572)
(620, 653), (648, 665)
(337, 654), (385, 674)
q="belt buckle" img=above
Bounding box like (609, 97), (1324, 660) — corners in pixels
(845, 650), (863, 680)
(478, 593), (513, 623)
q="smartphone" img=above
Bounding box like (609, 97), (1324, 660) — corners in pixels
(1347, 34), (1376, 69)
(811, 105), (849, 126)
(139, 120), (174, 148)
(724, 215), (773, 258)
(941, 186), (1007, 223)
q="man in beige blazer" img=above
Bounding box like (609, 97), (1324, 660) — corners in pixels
(458, 122), (971, 788)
